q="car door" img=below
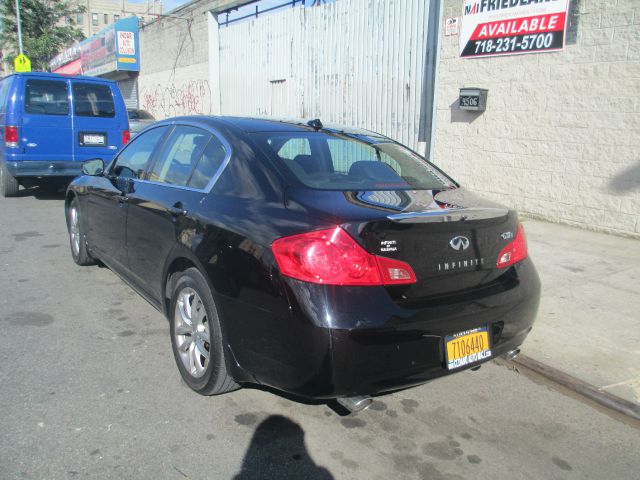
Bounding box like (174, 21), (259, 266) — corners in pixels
(85, 125), (170, 269)
(72, 81), (125, 163)
(126, 125), (229, 300)
(21, 78), (73, 163)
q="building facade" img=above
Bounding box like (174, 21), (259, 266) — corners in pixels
(433, 0), (640, 237)
(136, 0), (638, 237)
(70, 0), (163, 38)
(50, 16), (142, 108)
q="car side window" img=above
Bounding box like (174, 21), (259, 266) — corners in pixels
(24, 79), (69, 116)
(111, 126), (168, 179)
(188, 135), (228, 190)
(148, 126), (210, 187)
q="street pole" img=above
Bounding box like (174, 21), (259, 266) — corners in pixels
(15, 0), (24, 55)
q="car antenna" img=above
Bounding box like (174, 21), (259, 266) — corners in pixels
(307, 118), (323, 131)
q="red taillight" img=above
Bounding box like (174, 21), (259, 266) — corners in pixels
(496, 223), (528, 269)
(272, 227), (416, 286)
(122, 130), (130, 145)
(5, 126), (18, 147)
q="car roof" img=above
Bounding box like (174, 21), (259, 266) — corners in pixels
(4, 71), (116, 84)
(155, 115), (390, 142)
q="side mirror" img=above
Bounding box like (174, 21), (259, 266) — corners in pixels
(82, 158), (105, 176)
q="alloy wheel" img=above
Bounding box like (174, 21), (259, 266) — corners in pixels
(174, 287), (211, 378)
(69, 206), (81, 257)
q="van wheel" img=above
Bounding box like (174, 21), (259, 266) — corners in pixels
(0, 163), (19, 197)
(169, 267), (239, 395)
(67, 198), (95, 266)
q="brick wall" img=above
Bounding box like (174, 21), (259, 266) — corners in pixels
(433, 0), (640, 237)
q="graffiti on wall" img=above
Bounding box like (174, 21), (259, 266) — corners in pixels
(141, 79), (211, 118)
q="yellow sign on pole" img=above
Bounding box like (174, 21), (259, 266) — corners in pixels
(14, 54), (31, 72)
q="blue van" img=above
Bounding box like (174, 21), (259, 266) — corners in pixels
(0, 72), (129, 197)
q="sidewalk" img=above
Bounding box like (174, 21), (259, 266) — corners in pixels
(517, 218), (640, 406)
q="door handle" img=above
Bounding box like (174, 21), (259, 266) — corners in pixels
(168, 203), (187, 217)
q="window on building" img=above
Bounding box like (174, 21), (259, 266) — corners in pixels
(104, 13), (108, 24)
(77, 13), (83, 24)
(92, 13), (98, 26)
(114, 14), (120, 22)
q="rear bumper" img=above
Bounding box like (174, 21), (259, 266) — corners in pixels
(241, 258), (540, 400)
(4, 161), (82, 178)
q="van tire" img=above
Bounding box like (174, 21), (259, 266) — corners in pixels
(0, 163), (19, 197)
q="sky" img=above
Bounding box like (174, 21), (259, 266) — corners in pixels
(129, 0), (191, 14)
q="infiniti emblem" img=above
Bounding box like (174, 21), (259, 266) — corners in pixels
(449, 236), (470, 251)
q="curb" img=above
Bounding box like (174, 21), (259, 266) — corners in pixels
(504, 354), (640, 423)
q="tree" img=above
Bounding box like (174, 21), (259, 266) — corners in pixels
(0, 0), (85, 71)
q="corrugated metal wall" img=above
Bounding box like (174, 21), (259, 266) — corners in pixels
(216, 0), (431, 150)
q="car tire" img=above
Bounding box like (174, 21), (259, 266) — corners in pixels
(0, 162), (19, 197)
(67, 198), (96, 266)
(169, 267), (239, 395)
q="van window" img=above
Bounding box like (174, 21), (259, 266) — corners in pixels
(25, 79), (69, 116)
(73, 83), (115, 118)
(0, 78), (11, 114)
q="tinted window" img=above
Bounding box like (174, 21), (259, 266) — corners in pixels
(73, 83), (115, 118)
(25, 79), (69, 116)
(188, 136), (227, 190)
(112, 126), (168, 179)
(148, 126), (210, 187)
(0, 78), (10, 114)
(254, 132), (453, 191)
(277, 138), (310, 160)
(128, 109), (154, 120)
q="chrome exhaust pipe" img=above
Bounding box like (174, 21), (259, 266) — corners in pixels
(503, 348), (521, 361)
(336, 395), (373, 413)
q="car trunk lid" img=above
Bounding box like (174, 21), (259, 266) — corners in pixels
(285, 187), (520, 299)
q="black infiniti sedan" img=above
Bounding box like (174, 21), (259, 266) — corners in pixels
(65, 116), (540, 411)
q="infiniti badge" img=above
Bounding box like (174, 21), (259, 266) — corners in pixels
(449, 236), (470, 251)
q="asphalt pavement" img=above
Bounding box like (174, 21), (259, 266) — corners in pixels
(0, 187), (638, 480)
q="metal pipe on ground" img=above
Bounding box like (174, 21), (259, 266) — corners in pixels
(507, 354), (640, 423)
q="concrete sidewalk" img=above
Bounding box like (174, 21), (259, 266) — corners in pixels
(517, 218), (640, 406)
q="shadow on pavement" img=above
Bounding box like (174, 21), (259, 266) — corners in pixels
(16, 186), (67, 200)
(233, 415), (333, 480)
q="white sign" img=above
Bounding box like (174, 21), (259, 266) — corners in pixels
(460, 0), (569, 58)
(117, 31), (136, 56)
(445, 17), (460, 36)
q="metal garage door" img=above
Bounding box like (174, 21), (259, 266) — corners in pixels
(215, 0), (432, 151)
(118, 77), (139, 109)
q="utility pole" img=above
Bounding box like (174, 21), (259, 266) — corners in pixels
(15, 0), (24, 54)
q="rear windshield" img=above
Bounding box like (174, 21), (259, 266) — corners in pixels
(128, 109), (154, 120)
(253, 132), (454, 190)
(73, 83), (115, 118)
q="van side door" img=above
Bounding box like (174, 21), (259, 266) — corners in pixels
(21, 78), (73, 163)
(72, 81), (126, 163)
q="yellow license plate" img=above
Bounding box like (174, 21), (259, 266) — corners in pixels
(445, 327), (491, 370)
